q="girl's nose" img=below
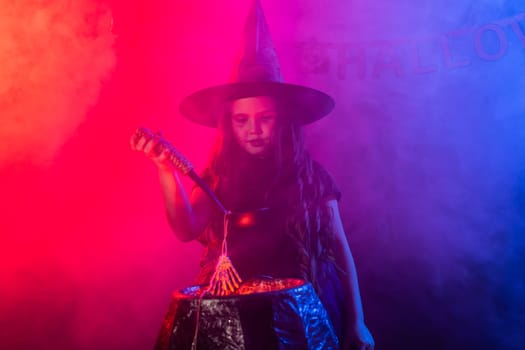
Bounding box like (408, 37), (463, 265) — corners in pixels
(249, 118), (262, 134)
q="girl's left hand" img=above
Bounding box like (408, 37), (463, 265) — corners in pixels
(343, 321), (374, 350)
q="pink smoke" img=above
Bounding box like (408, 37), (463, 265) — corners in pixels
(0, 0), (115, 166)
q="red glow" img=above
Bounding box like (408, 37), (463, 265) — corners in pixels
(237, 213), (256, 227)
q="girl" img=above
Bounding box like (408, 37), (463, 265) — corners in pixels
(131, 1), (374, 348)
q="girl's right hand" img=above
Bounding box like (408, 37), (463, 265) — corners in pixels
(130, 128), (172, 171)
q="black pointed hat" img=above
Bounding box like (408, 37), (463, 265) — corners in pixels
(180, 0), (334, 128)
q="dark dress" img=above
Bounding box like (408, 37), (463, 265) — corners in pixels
(194, 156), (347, 343)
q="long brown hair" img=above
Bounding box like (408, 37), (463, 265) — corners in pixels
(204, 96), (336, 290)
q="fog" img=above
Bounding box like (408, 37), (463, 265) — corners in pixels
(1, 1), (523, 349)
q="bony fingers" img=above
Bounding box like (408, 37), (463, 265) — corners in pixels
(216, 283), (224, 296)
(210, 283), (218, 296)
(225, 278), (234, 292)
(227, 269), (240, 289)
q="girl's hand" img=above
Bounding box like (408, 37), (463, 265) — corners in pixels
(343, 321), (374, 350)
(130, 128), (172, 171)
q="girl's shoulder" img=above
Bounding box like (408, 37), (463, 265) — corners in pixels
(311, 160), (342, 202)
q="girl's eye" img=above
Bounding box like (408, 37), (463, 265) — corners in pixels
(261, 115), (275, 122)
(233, 115), (248, 123)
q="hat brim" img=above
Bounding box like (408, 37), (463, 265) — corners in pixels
(179, 82), (334, 128)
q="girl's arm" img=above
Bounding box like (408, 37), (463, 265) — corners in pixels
(158, 167), (213, 242)
(326, 199), (375, 350)
(131, 132), (214, 242)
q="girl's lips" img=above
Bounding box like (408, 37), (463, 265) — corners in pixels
(248, 139), (265, 147)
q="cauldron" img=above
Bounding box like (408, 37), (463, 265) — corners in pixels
(155, 278), (339, 350)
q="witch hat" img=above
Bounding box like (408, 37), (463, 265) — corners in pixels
(180, 0), (334, 128)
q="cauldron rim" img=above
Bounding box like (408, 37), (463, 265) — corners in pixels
(172, 277), (307, 299)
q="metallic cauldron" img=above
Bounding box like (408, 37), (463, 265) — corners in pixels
(155, 278), (339, 350)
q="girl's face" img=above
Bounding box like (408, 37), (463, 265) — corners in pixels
(230, 96), (278, 157)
